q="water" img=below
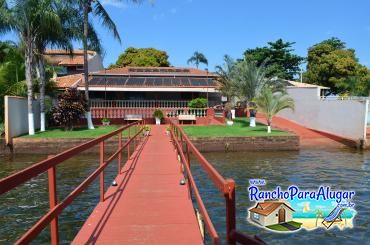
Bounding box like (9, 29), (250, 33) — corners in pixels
(0, 149), (369, 244)
(193, 149), (369, 245)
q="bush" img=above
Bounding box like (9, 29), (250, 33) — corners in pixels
(153, 109), (164, 119)
(51, 88), (88, 130)
(101, 118), (110, 123)
(188, 98), (208, 108)
(0, 123), (4, 136)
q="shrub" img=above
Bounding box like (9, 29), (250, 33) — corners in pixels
(188, 98), (208, 108)
(101, 118), (110, 123)
(51, 88), (88, 131)
(0, 123), (4, 136)
(153, 109), (164, 119)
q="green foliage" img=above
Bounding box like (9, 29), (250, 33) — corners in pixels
(142, 125), (151, 131)
(153, 109), (164, 119)
(188, 98), (208, 108)
(230, 60), (284, 102)
(215, 55), (236, 101)
(242, 39), (304, 80)
(254, 87), (295, 126)
(305, 37), (369, 95)
(187, 51), (208, 68)
(112, 47), (170, 67)
(52, 88), (88, 130)
(101, 118), (110, 122)
(0, 122), (4, 136)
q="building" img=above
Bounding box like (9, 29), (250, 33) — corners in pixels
(44, 49), (103, 76)
(249, 201), (294, 226)
(55, 66), (223, 123)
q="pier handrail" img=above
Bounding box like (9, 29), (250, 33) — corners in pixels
(0, 121), (143, 244)
(169, 120), (265, 245)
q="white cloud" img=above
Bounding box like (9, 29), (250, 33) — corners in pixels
(101, 0), (127, 9)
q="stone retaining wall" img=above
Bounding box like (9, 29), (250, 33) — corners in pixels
(188, 136), (299, 152)
(9, 135), (299, 154)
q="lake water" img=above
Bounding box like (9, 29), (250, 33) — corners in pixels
(0, 149), (369, 244)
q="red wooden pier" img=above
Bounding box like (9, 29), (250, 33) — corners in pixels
(0, 121), (265, 245)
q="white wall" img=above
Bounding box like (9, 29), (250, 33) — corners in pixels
(279, 87), (369, 143)
(88, 54), (104, 72)
(5, 96), (40, 144)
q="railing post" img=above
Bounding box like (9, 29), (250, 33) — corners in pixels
(225, 179), (236, 245)
(47, 155), (59, 245)
(100, 141), (105, 202)
(118, 132), (122, 174)
(128, 127), (131, 159)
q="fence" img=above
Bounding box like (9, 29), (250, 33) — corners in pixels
(90, 100), (189, 108)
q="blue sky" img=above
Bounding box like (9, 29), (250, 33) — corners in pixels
(2, 0), (370, 71)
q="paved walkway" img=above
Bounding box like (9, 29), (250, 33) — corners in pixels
(72, 125), (203, 245)
(257, 116), (350, 149)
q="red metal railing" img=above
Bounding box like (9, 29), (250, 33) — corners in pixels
(0, 121), (143, 244)
(169, 120), (266, 245)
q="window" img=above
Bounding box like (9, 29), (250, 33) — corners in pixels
(253, 213), (260, 220)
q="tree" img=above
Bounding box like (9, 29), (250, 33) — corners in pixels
(315, 209), (324, 227)
(215, 55), (235, 102)
(52, 88), (88, 130)
(187, 51), (208, 68)
(0, 0), (63, 135)
(79, 0), (135, 129)
(305, 37), (369, 95)
(111, 47), (170, 67)
(230, 59), (283, 103)
(243, 39), (304, 80)
(254, 87), (295, 133)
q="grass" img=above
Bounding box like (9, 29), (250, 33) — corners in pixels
(0, 122), (4, 136)
(266, 224), (290, 231)
(21, 125), (135, 138)
(266, 221), (302, 232)
(182, 118), (290, 137)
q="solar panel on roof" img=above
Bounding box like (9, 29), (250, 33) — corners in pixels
(153, 78), (163, 86)
(145, 78), (155, 86)
(126, 77), (145, 86)
(162, 78), (172, 86)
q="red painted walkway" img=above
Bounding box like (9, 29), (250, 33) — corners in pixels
(72, 126), (203, 245)
(257, 116), (350, 148)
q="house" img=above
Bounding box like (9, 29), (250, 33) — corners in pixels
(249, 200), (295, 226)
(54, 66), (223, 124)
(44, 49), (103, 76)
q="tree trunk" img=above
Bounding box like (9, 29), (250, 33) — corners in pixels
(25, 41), (35, 135)
(37, 56), (46, 131)
(83, 0), (94, 129)
(267, 119), (271, 133)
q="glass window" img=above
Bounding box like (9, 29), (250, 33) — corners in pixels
(253, 213), (260, 220)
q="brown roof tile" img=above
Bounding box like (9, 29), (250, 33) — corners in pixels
(55, 74), (82, 88)
(97, 66), (217, 76)
(249, 202), (294, 216)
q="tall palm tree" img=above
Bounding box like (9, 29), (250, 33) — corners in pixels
(315, 209), (324, 227)
(79, 0), (134, 129)
(254, 87), (295, 133)
(0, 0), (63, 135)
(187, 51), (208, 68)
(215, 55), (235, 102)
(230, 59), (283, 103)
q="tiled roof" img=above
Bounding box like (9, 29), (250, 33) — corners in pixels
(96, 66), (217, 76)
(55, 74), (82, 88)
(46, 56), (85, 66)
(249, 202), (294, 216)
(286, 80), (330, 89)
(44, 49), (96, 55)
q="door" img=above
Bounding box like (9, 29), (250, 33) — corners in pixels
(278, 208), (286, 223)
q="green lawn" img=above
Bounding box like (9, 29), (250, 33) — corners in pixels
(266, 224), (290, 231)
(21, 125), (135, 138)
(182, 118), (290, 137)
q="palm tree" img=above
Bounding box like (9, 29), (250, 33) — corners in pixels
(230, 59), (283, 103)
(215, 55), (235, 102)
(0, 0), (63, 135)
(187, 51), (208, 68)
(254, 87), (295, 133)
(79, 0), (138, 129)
(315, 209), (324, 227)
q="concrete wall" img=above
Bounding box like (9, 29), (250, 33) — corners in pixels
(5, 96), (40, 144)
(279, 87), (369, 144)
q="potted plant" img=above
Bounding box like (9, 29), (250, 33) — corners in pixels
(153, 109), (164, 125)
(248, 102), (257, 127)
(224, 102), (233, 126)
(142, 125), (151, 136)
(101, 118), (110, 126)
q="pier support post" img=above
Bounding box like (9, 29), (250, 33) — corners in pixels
(47, 155), (59, 245)
(118, 132), (122, 174)
(225, 179), (236, 245)
(100, 141), (105, 202)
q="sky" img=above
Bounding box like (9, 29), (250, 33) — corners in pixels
(2, 0), (370, 71)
